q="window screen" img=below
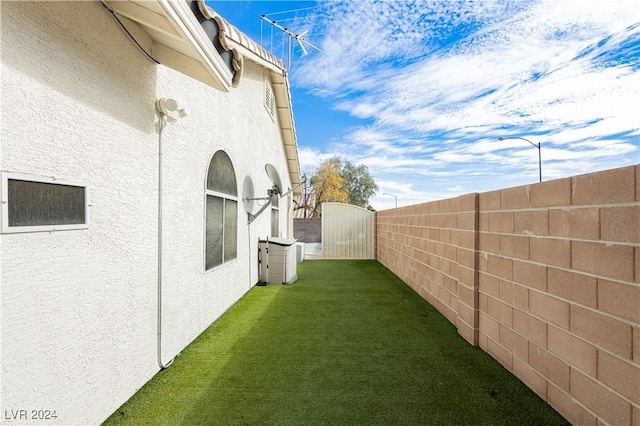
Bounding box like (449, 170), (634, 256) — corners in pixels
(2, 173), (89, 233)
(205, 195), (224, 269)
(205, 151), (238, 271)
(224, 199), (237, 260)
(207, 151), (238, 196)
(271, 207), (279, 237)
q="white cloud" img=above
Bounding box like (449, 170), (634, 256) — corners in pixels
(291, 0), (640, 210)
(297, 147), (336, 174)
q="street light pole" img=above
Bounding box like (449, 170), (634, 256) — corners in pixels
(498, 136), (542, 182)
(383, 192), (398, 208)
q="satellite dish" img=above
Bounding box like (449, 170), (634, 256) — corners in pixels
(265, 164), (283, 196)
(242, 175), (255, 213)
(244, 164), (285, 225)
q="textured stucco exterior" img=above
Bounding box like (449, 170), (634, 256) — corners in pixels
(1, 1), (294, 424)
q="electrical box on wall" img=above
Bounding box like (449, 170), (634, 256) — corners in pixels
(258, 238), (298, 285)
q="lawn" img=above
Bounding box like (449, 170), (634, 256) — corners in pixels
(104, 260), (568, 425)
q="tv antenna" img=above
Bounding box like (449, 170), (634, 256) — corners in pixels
(260, 14), (321, 71)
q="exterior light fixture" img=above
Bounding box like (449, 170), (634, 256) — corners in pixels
(156, 98), (187, 123)
(383, 192), (398, 208)
(498, 136), (542, 182)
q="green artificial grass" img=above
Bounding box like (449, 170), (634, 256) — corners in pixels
(104, 260), (568, 425)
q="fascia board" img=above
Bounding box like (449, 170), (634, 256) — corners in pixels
(269, 72), (302, 193)
(223, 40), (285, 76)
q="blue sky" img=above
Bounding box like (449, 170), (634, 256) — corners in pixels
(208, 0), (640, 210)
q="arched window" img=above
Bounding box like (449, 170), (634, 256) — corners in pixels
(205, 151), (238, 270)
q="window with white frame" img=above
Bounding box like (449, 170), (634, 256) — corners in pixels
(205, 151), (238, 270)
(271, 195), (279, 237)
(1, 172), (89, 233)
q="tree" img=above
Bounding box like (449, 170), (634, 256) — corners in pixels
(293, 172), (314, 218)
(342, 161), (378, 209)
(295, 156), (378, 218)
(309, 157), (349, 217)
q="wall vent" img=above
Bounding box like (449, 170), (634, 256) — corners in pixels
(264, 77), (276, 121)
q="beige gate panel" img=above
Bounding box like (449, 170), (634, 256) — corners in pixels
(322, 203), (375, 259)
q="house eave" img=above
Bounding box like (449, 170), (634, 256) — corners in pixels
(102, 0), (234, 91)
(270, 72), (302, 196)
(102, 0), (301, 194)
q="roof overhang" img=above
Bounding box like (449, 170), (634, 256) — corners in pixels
(270, 72), (302, 194)
(101, 0), (301, 195)
(196, 0), (285, 76)
(102, 0), (234, 91)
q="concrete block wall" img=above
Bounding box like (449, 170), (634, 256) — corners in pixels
(376, 165), (639, 426)
(377, 193), (479, 338)
(293, 218), (322, 242)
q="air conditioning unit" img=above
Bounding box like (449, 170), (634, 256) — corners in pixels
(258, 238), (298, 285)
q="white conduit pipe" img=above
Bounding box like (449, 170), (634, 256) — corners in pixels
(155, 98), (187, 369)
(157, 111), (174, 370)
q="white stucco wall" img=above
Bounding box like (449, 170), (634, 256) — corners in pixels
(0, 1), (292, 424)
(154, 59), (293, 363)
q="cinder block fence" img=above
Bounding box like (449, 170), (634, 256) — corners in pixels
(376, 165), (639, 426)
(293, 218), (322, 243)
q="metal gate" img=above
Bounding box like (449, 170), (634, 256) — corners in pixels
(321, 203), (375, 259)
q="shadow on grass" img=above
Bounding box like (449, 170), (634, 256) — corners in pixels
(105, 260), (568, 425)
